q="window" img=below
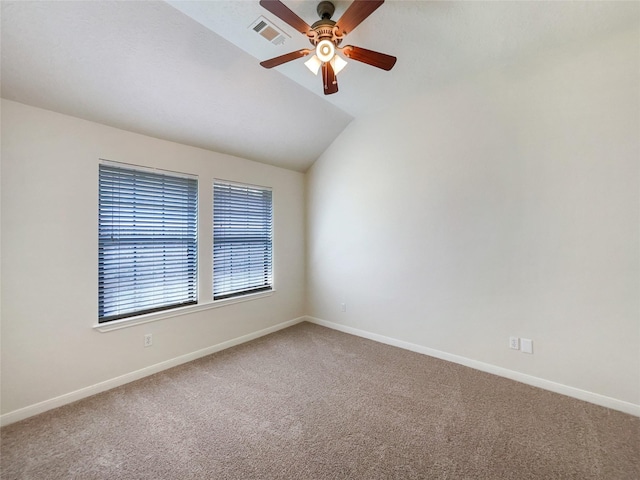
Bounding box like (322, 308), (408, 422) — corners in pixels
(213, 181), (273, 300)
(98, 162), (198, 322)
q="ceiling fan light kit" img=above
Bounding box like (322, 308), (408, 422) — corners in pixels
(259, 0), (396, 95)
(315, 39), (335, 63)
(305, 52), (347, 76)
(330, 54), (348, 75)
(304, 55), (323, 75)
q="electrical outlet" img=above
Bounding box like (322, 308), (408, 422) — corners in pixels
(509, 336), (519, 350)
(340, 303), (346, 312)
(144, 333), (153, 347)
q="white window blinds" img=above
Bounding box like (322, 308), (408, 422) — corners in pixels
(213, 181), (273, 300)
(98, 163), (198, 322)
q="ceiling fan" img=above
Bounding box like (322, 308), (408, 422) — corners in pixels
(259, 0), (397, 95)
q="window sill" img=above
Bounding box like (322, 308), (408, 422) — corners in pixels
(93, 290), (274, 332)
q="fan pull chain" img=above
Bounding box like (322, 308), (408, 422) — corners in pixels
(323, 63), (328, 89)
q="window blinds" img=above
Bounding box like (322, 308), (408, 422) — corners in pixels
(213, 182), (273, 300)
(98, 164), (198, 322)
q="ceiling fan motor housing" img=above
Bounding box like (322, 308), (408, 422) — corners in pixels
(309, 1), (343, 47)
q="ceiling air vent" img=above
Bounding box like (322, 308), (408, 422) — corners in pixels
(250, 16), (290, 46)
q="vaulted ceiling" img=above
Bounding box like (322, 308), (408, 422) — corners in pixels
(2, 1), (638, 172)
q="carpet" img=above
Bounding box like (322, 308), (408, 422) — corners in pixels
(1, 322), (638, 479)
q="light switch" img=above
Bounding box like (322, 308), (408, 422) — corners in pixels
(521, 338), (533, 354)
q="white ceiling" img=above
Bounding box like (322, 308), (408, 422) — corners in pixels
(2, 1), (638, 172)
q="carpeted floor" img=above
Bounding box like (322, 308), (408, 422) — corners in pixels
(1, 322), (638, 479)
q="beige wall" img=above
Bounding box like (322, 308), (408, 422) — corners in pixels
(2, 25), (638, 422)
(307, 28), (640, 407)
(1, 100), (306, 416)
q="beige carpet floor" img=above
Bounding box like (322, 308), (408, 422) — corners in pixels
(1, 322), (638, 479)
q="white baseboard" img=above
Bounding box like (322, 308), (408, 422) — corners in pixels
(305, 316), (640, 417)
(0, 316), (306, 427)
(4, 315), (637, 426)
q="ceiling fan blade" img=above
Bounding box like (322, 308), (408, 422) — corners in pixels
(341, 45), (396, 71)
(322, 61), (338, 95)
(260, 49), (312, 69)
(335, 0), (384, 36)
(259, 0), (312, 34)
